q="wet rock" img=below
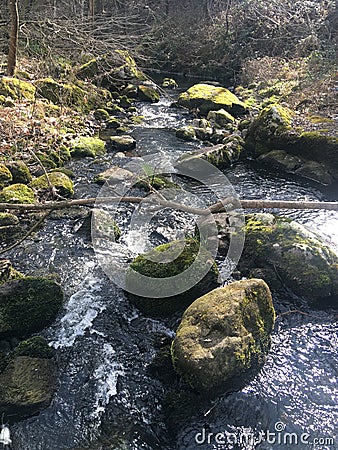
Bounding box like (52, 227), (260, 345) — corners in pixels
(13, 336), (54, 359)
(94, 166), (134, 185)
(0, 184), (35, 204)
(137, 85), (160, 103)
(31, 171), (74, 198)
(0, 277), (64, 338)
(108, 135), (136, 152)
(171, 279), (275, 395)
(239, 213), (338, 306)
(127, 238), (219, 316)
(294, 160), (334, 185)
(93, 108), (110, 121)
(257, 149), (303, 172)
(178, 83), (247, 116)
(176, 126), (196, 141)
(162, 78), (178, 89)
(207, 108), (235, 127)
(0, 260), (22, 286)
(0, 164), (13, 188)
(71, 136), (106, 158)
(0, 355), (55, 419)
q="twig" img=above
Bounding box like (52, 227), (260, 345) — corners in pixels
(0, 210), (52, 255)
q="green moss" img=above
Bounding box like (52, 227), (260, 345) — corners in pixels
(137, 85), (160, 103)
(127, 238), (219, 316)
(0, 164), (13, 188)
(135, 174), (177, 191)
(162, 78), (178, 89)
(178, 83), (247, 116)
(93, 108), (110, 121)
(106, 117), (122, 129)
(35, 152), (57, 170)
(0, 212), (19, 226)
(0, 77), (36, 100)
(0, 277), (63, 338)
(76, 59), (99, 79)
(14, 336), (54, 359)
(239, 213), (338, 305)
(171, 279), (275, 394)
(71, 136), (106, 158)
(5, 161), (32, 184)
(0, 184), (35, 204)
(30, 172), (74, 198)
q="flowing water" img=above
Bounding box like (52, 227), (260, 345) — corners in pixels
(7, 95), (338, 450)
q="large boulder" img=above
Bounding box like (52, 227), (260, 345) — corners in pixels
(0, 77), (36, 100)
(246, 105), (338, 184)
(0, 183), (35, 204)
(178, 84), (247, 116)
(239, 213), (338, 306)
(137, 85), (160, 103)
(172, 279), (275, 395)
(127, 238), (219, 316)
(0, 355), (55, 419)
(0, 277), (64, 338)
(5, 161), (32, 184)
(30, 171), (74, 198)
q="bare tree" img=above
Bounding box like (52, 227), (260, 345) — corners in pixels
(7, 0), (19, 76)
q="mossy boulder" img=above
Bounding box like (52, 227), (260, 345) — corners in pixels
(172, 279), (275, 395)
(0, 277), (63, 338)
(162, 78), (178, 89)
(71, 136), (106, 158)
(0, 213), (19, 227)
(137, 85), (160, 103)
(245, 104), (293, 155)
(14, 336), (54, 359)
(127, 238), (219, 316)
(135, 174), (177, 191)
(178, 84), (247, 116)
(35, 78), (86, 107)
(0, 164), (13, 188)
(0, 183), (35, 204)
(5, 161), (32, 184)
(176, 126), (196, 141)
(0, 356), (55, 419)
(239, 213), (338, 306)
(31, 172), (74, 198)
(93, 108), (110, 121)
(0, 77), (36, 100)
(76, 59), (99, 80)
(207, 108), (235, 127)
(108, 135), (136, 152)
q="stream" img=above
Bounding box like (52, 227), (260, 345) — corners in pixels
(7, 94), (338, 450)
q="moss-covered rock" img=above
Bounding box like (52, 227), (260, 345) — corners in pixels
(172, 279), (275, 395)
(0, 183), (35, 204)
(0, 77), (36, 100)
(0, 277), (63, 338)
(94, 166), (133, 185)
(5, 161), (32, 184)
(76, 58), (99, 80)
(176, 139), (243, 170)
(127, 238), (219, 316)
(135, 174), (177, 191)
(35, 77), (85, 106)
(137, 85), (160, 103)
(91, 209), (121, 241)
(0, 213), (19, 227)
(31, 172), (74, 198)
(93, 108), (110, 121)
(176, 126), (196, 141)
(162, 78), (178, 89)
(245, 104), (294, 155)
(0, 164), (13, 188)
(207, 108), (235, 127)
(71, 136), (106, 158)
(106, 117), (122, 129)
(239, 213), (338, 306)
(178, 84), (247, 116)
(108, 135), (136, 152)
(0, 355), (55, 419)
(0, 260), (23, 286)
(14, 336), (54, 359)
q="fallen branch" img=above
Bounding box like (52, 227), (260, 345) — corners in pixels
(1, 197), (338, 214)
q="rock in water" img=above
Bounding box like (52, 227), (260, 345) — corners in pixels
(172, 279), (275, 395)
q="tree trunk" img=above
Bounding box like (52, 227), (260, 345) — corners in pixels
(7, 0), (19, 76)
